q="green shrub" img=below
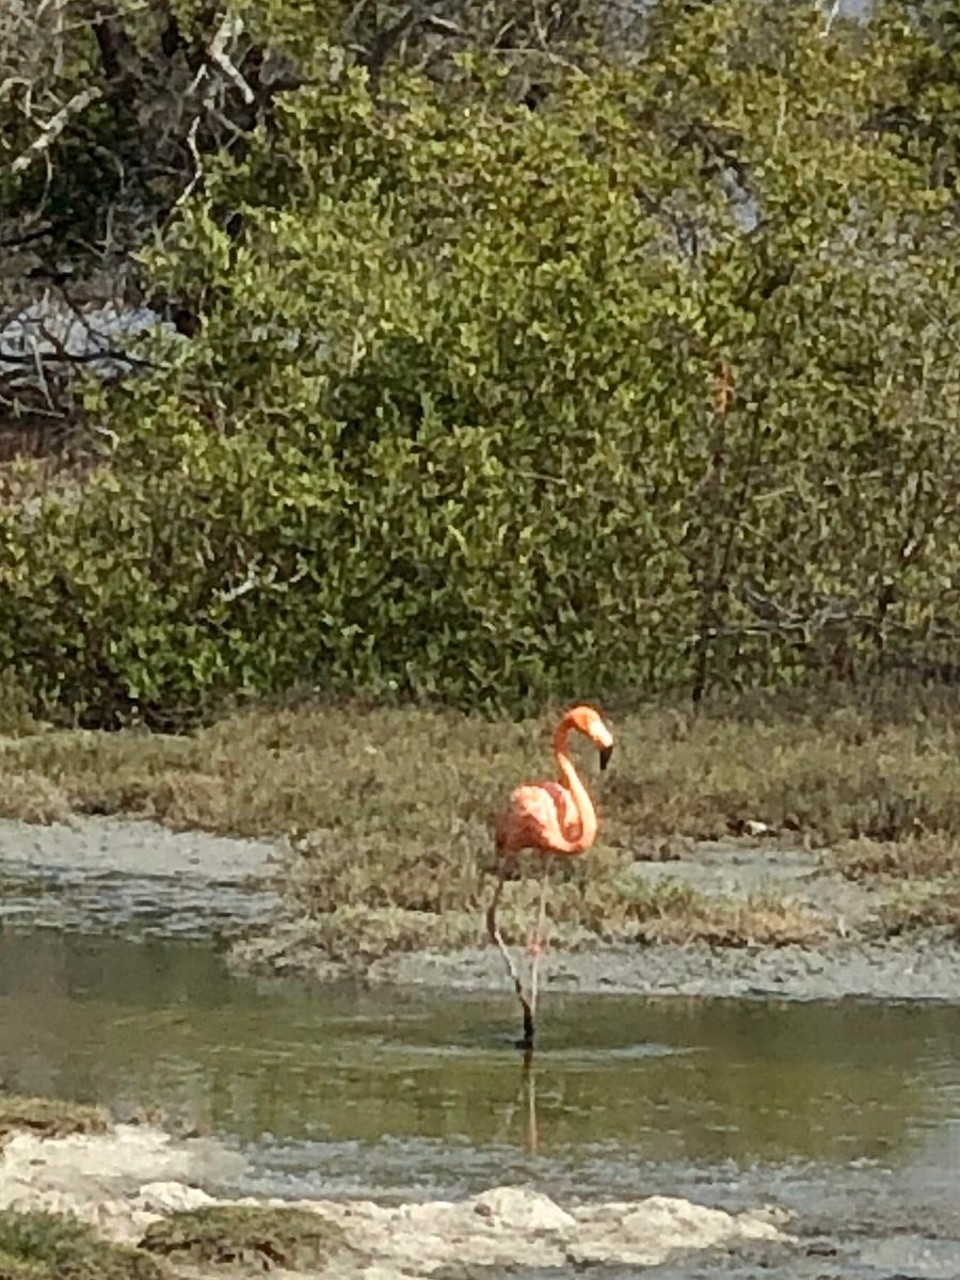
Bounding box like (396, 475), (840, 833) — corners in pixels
(3, 1), (960, 724)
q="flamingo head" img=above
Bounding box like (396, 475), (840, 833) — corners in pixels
(567, 704), (615, 770)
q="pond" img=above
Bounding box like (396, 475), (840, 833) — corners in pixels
(0, 928), (958, 1248)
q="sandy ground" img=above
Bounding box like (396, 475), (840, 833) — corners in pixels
(235, 925), (960, 1003)
(361, 934), (960, 1002)
(0, 817), (281, 881)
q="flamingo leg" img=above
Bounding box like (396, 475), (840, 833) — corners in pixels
(486, 866), (534, 1049)
(522, 1047), (538, 1154)
(528, 855), (551, 1024)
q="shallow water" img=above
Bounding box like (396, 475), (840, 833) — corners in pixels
(0, 818), (281, 939)
(1, 930), (960, 1237)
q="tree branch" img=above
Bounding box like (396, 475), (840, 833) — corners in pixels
(10, 86), (102, 175)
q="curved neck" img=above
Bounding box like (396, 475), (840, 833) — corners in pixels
(553, 720), (597, 852)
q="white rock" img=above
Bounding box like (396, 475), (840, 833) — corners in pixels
(626, 1195), (750, 1243)
(571, 1195), (787, 1267)
(0, 1126), (247, 1241)
(744, 819), (773, 836)
(134, 1181), (215, 1214)
(467, 1185), (576, 1232)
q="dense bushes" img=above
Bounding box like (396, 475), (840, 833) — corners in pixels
(3, 0), (960, 723)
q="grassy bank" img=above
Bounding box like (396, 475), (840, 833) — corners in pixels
(2, 689), (960, 954)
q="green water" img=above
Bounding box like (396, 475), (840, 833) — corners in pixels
(0, 931), (959, 1214)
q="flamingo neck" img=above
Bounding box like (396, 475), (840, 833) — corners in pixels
(552, 720), (597, 852)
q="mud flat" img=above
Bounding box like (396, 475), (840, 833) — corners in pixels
(236, 927), (960, 1003)
(0, 816), (283, 939)
(1, 816), (959, 1003)
(234, 843), (960, 1004)
(353, 935), (960, 1003)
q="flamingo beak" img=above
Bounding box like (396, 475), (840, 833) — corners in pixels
(599, 744), (613, 771)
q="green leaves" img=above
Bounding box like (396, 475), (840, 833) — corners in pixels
(5, 0), (960, 722)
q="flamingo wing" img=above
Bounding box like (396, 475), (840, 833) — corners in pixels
(497, 780), (581, 855)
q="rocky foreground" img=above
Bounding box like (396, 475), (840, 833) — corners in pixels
(0, 1122), (791, 1276)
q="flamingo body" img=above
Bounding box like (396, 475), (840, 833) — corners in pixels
(495, 780), (585, 857)
(487, 704), (615, 1049)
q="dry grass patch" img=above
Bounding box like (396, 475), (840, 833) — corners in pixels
(140, 1205), (349, 1272)
(627, 888), (825, 947)
(291, 849), (825, 958)
(0, 1095), (109, 1148)
(828, 831), (960, 937)
(0, 772), (73, 826)
(7, 693), (960, 846)
(601, 700), (960, 849)
(877, 881), (960, 936)
(832, 833), (960, 882)
(1, 689), (958, 953)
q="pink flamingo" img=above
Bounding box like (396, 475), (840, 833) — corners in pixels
(487, 704), (614, 1048)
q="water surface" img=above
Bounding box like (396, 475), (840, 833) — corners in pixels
(0, 930), (959, 1224)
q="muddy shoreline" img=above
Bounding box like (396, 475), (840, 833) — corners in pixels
(274, 934), (960, 1003)
(1, 816), (959, 1003)
(234, 927), (960, 1004)
(232, 837), (960, 1004)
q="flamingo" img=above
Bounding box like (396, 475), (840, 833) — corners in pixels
(487, 704), (614, 1049)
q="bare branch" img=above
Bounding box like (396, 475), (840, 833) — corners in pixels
(820, 0), (841, 38)
(0, 347), (155, 370)
(173, 116), (203, 210)
(207, 14), (254, 105)
(10, 85), (101, 175)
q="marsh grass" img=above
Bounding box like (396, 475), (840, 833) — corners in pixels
(285, 841), (825, 957)
(878, 880), (960, 936)
(832, 832), (960, 881)
(0, 1095), (109, 1147)
(830, 832), (960, 936)
(0, 1211), (164, 1280)
(3, 687), (960, 950)
(140, 1205), (349, 1272)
